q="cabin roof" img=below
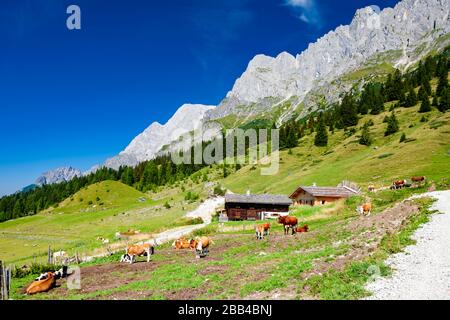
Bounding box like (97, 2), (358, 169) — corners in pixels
(290, 186), (359, 199)
(225, 194), (292, 206)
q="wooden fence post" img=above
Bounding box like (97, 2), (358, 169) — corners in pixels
(48, 245), (53, 265)
(0, 260), (3, 300)
(5, 267), (10, 300)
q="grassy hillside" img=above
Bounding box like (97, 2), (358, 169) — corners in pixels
(221, 105), (450, 195)
(0, 181), (205, 265)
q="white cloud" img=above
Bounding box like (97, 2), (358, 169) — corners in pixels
(284, 0), (322, 28)
(299, 14), (310, 23)
(286, 0), (313, 9)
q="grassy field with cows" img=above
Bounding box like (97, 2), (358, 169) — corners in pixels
(9, 188), (436, 300)
(2, 100), (449, 299)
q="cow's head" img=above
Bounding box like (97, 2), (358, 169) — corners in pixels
(189, 239), (198, 249)
(120, 253), (133, 263)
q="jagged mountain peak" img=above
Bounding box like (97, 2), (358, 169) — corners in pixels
(35, 167), (82, 185)
(208, 0), (450, 121)
(103, 103), (215, 169)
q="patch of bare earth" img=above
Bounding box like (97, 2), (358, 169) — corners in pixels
(301, 200), (420, 281)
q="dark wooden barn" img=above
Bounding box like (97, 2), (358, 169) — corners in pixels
(224, 194), (292, 221)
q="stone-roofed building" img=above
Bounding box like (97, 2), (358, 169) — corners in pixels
(289, 182), (360, 206)
(224, 194), (292, 221)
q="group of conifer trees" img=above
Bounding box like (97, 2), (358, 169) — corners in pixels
(278, 47), (449, 149)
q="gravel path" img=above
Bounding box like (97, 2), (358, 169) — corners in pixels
(365, 191), (450, 300)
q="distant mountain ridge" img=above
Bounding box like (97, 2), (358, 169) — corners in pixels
(206, 0), (450, 120)
(35, 167), (82, 185)
(102, 104), (215, 170)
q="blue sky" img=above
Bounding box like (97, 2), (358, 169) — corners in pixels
(0, 0), (399, 196)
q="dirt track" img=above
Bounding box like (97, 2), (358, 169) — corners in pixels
(366, 191), (450, 300)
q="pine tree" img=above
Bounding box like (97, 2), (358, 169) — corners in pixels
(359, 123), (373, 146)
(419, 95), (431, 113)
(385, 113), (399, 136)
(120, 167), (134, 186)
(418, 86), (428, 101)
(421, 78), (432, 96)
(436, 72), (449, 97)
(432, 95), (439, 107)
(340, 94), (359, 126)
(314, 117), (328, 147)
(438, 87), (450, 112)
(405, 87), (418, 107)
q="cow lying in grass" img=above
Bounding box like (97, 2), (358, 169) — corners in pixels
(357, 203), (372, 216)
(26, 272), (56, 295)
(278, 216), (298, 235)
(120, 243), (154, 264)
(189, 236), (212, 258)
(296, 225), (309, 233)
(172, 237), (191, 249)
(255, 223), (271, 240)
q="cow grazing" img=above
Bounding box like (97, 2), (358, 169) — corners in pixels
(121, 243), (154, 264)
(357, 203), (372, 216)
(412, 176), (426, 183)
(26, 272), (56, 295)
(172, 237), (191, 250)
(255, 223), (271, 240)
(391, 180), (407, 190)
(190, 236), (212, 258)
(296, 225), (309, 233)
(278, 216), (298, 235)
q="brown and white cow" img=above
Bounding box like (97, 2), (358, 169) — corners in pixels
(255, 223), (271, 240)
(172, 237), (191, 250)
(120, 243), (154, 264)
(26, 272), (56, 295)
(278, 216), (298, 235)
(357, 203), (372, 216)
(391, 180), (407, 190)
(189, 236), (212, 258)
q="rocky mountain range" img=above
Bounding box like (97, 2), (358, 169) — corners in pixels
(206, 0), (450, 120)
(35, 167), (82, 185)
(35, 0), (450, 181)
(102, 104), (216, 170)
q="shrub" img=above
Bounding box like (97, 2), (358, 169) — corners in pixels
(400, 133), (407, 143)
(13, 263), (62, 279)
(164, 201), (171, 209)
(213, 185), (226, 196)
(359, 123), (373, 146)
(185, 191), (200, 202)
(175, 217), (204, 227)
(192, 225), (217, 237)
(385, 113), (399, 136)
